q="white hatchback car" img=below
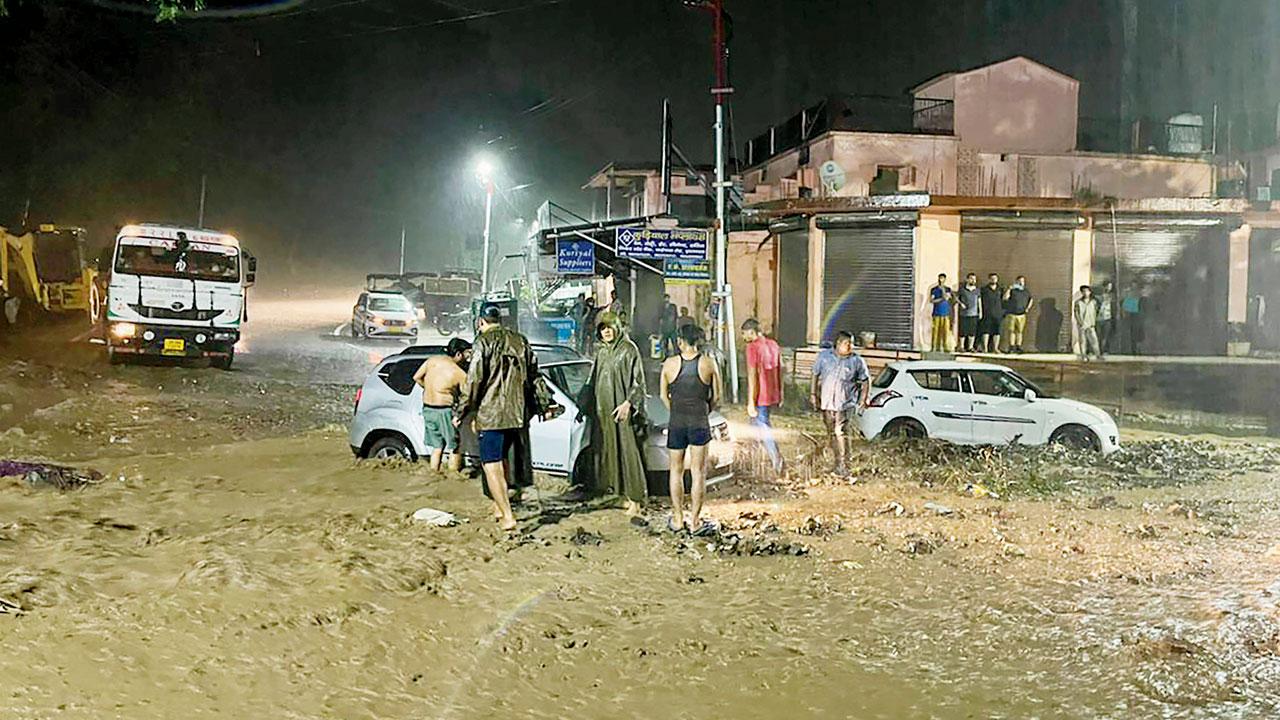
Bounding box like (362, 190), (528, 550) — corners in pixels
(348, 343), (735, 492)
(858, 361), (1120, 453)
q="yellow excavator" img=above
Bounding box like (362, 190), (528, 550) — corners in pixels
(1, 223), (101, 327)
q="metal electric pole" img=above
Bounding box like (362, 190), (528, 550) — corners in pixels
(707, 0), (739, 402)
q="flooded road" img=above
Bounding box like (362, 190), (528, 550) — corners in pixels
(2, 298), (1278, 718)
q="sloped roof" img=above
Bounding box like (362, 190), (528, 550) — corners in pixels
(911, 56), (1078, 95)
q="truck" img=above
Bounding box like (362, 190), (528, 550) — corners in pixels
(364, 270), (480, 335)
(1, 223), (100, 326)
(104, 223), (256, 369)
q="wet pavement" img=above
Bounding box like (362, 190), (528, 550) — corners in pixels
(1, 297), (1278, 718)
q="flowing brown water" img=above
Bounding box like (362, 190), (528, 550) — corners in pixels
(3, 426), (1278, 719)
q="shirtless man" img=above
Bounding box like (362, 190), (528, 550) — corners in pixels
(412, 338), (472, 471)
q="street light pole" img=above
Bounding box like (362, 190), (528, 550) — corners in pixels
(480, 180), (494, 296)
(708, 0), (739, 402)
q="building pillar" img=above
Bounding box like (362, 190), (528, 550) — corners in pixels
(806, 217), (826, 345)
(914, 213), (960, 350)
(1070, 222), (1094, 352)
(1228, 223), (1252, 354)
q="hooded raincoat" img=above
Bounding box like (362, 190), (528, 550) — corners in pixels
(580, 312), (648, 502)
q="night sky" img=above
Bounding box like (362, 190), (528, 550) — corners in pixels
(2, 0), (1276, 289)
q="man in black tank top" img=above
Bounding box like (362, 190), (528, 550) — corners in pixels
(659, 324), (722, 534)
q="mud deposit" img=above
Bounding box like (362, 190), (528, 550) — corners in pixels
(1, 310), (1279, 718)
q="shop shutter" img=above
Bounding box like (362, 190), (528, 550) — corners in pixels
(819, 215), (916, 349)
(1091, 216), (1234, 354)
(775, 229), (810, 347)
(961, 213), (1079, 352)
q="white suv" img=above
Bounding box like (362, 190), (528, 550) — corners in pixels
(348, 343), (735, 491)
(858, 361), (1120, 453)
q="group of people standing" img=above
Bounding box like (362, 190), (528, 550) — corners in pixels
(929, 272), (1035, 353)
(930, 273), (1128, 359)
(412, 299), (727, 536)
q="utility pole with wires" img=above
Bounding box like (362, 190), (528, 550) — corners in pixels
(687, 0), (739, 402)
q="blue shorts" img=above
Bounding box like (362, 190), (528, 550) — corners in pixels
(667, 425), (711, 450)
(478, 429), (519, 464)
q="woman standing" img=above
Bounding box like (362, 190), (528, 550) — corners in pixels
(581, 311), (648, 515)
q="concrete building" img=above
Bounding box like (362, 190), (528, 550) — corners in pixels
(741, 57), (1215, 205)
(731, 195), (1266, 358)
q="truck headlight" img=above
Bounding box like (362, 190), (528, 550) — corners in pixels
(111, 322), (137, 338)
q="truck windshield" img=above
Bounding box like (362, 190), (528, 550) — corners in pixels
(115, 238), (239, 282)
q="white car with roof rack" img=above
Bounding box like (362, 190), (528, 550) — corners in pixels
(348, 343), (734, 493)
(858, 360), (1120, 453)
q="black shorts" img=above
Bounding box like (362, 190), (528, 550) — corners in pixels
(979, 316), (1003, 336)
(959, 315), (979, 336)
(478, 428), (519, 463)
(667, 425), (711, 450)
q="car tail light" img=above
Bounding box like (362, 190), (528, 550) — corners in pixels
(353, 387), (363, 415)
(867, 390), (901, 408)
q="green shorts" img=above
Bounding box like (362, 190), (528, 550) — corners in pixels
(422, 405), (457, 452)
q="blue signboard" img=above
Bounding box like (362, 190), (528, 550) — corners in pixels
(556, 239), (595, 274)
(542, 317), (576, 343)
(664, 258), (711, 284)
(615, 227), (709, 261)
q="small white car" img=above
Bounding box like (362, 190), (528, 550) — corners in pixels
(858, 361), (1120, 453)
(352, 291), (419, 339)
(348, 343), (735, 491)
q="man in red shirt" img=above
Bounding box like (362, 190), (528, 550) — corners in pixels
(741, 318), (784, 473)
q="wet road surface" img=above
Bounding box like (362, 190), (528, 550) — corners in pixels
(1, 297), (1278, 718)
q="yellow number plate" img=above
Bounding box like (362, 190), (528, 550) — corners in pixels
(162, 338), (186, 356)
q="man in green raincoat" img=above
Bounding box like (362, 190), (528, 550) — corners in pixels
(579, 311), (648, 515)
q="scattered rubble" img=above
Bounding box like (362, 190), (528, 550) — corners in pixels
(0, 460), (102, 490)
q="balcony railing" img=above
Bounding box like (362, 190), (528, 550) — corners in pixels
(1077, 117), (1209, 156)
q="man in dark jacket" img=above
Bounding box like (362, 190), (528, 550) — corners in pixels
(456, 305), (560, 532)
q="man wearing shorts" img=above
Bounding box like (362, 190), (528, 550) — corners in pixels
(957, 273), (981, 353)
(811, 331), (869, 478)
(412, 338), (471, 471)
(659, 324), (722, 534)
(456, 306), (559, 532)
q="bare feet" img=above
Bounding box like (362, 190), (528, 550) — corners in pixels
(498, 517), (519, 532)
(624, 499), (642, 517)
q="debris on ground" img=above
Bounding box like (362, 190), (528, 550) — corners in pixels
(770, 437), (1280, 498)
(637, 514), (809, 558)
(0, 460), (103, 491)
(923, 501), (956, 517)
(411, 507), (459, 526)
(900, 532), (945, 555)
(568, 527), (604, 546)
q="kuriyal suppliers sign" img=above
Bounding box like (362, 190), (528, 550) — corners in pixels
(555, 238), (595, 274)
(615, 227), (709, 261)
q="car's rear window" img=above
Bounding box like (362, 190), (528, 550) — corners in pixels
(909, 369), (963, 392)
(534, 346), (582, 365)
(379, 358), (424, 395)
(872, 367), (897, 389)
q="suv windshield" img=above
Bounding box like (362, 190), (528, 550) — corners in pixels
(115, 238), (239, 282)
(369, 296), (412, 312)
(545, 361), (591, 400)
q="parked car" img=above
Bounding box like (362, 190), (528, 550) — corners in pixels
(858, 360), (1120, 453)
(352, 291), (419, 339)
(348, 343), (734, 492)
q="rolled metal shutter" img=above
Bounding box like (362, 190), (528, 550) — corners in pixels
(775, 227), (810, 347)
(961, 213), (1080, 352)
(818, 213), (917, 348)
(1091, 215), (1234, 354)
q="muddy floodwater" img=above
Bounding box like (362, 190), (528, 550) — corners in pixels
(2, 303), (1279, 719)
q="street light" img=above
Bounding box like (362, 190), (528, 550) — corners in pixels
(475, 154), (496, 295)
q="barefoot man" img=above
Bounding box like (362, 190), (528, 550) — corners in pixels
(412, 338), (471, 471)
(659, 323), (721, 534)
(455, 305), (560, 533)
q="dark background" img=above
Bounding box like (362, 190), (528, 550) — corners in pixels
(2, 0), (1277, 289)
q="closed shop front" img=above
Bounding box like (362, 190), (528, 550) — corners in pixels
(772, 217), (810, 348)
(817, 212), (917, 348)
(960, 212), (1081, 352)
(1092, 215), (1236, 355)
(1248, 228), (1280, 352)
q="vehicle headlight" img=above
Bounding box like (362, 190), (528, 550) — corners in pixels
(142, 330), (155, 341)
(111, 322), (137, 338)
(372, 316), (384, 325)
(213, 332), (236, 341)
